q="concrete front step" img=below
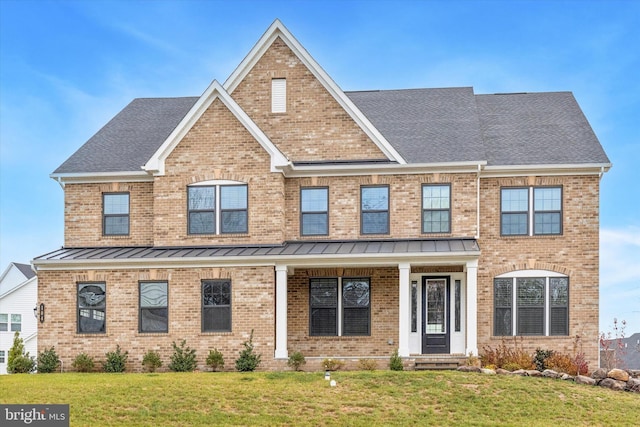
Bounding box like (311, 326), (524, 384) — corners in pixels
(414, 356), (466, 371)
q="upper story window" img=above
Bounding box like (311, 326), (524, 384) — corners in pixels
(301, 187), (329, 236)
(422, 184), (451, 233)
(0, 313), (7, 331)
(188, 183), (248, 235)
(10, 314), (21, 332)
(272, 78), (286, 113)
(494, 271), (569, 336)
(309, 277), (370, 336)
(103, 193), (129, 236)
(361, 185), (389, 234)
(139, 281), (168, 333)
(78, 282), (106, 334)
(202, 279), (232, 332)
(501, 187), (562, 236)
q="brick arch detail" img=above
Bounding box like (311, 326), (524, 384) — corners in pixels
(489, 261), (573, 278)
(180, 172), (252, 187)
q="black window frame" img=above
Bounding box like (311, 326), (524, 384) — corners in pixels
(188, 185), (216, 235)
(341, 278), (371, 336)
(77, 282), (106, 334)
(300, 186), (329, 236)
(500, 187), (529, 236)
(422, 184), (451, 234)
(103, 192), (130, 236)
(309, 277), (371, 337)
(360, 185), (390, 235)
(220, 184), (248, 234)
(501, 186), (563, 236)
(188, 184), (248, 235)
(202, 279), (232, 332)
(139, 281), (169, 333)
(533, 186), (563, 235)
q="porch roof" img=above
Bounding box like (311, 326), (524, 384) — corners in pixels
(32, 238), (480, 270)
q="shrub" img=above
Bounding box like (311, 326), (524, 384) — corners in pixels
(287, 351), (306, 371)
(358, 359), (377, 371)
(7, 331), (35, 374)
(235, 330), (261, 372)
(37, 347), (60, 373)
(206, 349), (225, 372)
(533, 348), (554, 371)
(103, 345), (128, 373)
(480, 337), (534, 370)
(546, 352), (577, 375)
(72, 353), (95, 372)
(322, 358), (344, 371)
(169, 340), (197, 372)
(389, 349), (404, 371)
(142, 350), (163, 373)
(573, 352), (589, 376)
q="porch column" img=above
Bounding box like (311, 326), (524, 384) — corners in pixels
(274, 265), (288, 359)
(398, 262), (411, 357)
(466, 260), (478, 356)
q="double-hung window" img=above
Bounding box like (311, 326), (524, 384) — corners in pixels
(78, 283), (106, 333)
(139, 281), (168, 333)
(0, 350), (5, 364)
(422, 184), (451, 233)
(301, 187), (328, 235)
(494, 272), (569, 336)
(361, 185), (389, 234)
(0, 313), (7, 331)
(103, 193), (129, 235)
(10, 314), (21, 332)
(309, 277), (370, 336)
(202, 279), (231, 332)
(501, 187), (562, 236)
(188, 183), (248, 234)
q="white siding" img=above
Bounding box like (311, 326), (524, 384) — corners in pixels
(0, 275), (37, 374)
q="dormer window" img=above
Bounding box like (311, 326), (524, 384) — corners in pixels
(271, 78), (286, 113)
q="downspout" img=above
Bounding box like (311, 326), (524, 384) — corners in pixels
(476, 163), (481, 239)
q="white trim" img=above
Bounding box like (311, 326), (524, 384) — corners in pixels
(49, 171), (152, 186)
(274, 264), (288, 359)
(482, 163), (611, 178)
(223, 19), (406, 164)
(496, 269), (567, 278)
(0, 276), (37, 299)
(280, 161), (485, 177)
(143, 80), (289, 175)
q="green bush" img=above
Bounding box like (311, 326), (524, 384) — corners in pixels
(37, 347), (60, 373)
(142, 350), (163, 373)
(287, 351), (306, 371)
(7, 331), (35, 374)
(235, 330), (261, 372)
(358, 359), (377, 371)
(389, 349), (404, 371)
(72, 353), (95, 372)
(533, 348), (554, 371)
(206, 349), (225, 372)
(322, 358), (344, 371)
(103, 345), (128, 373)
(169, 340), (197, 372)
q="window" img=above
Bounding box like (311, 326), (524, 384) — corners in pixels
(301, 187), (328, 235)
(361, 186), (389, 234)
(501, 187), (562, 236)
(494, 273), (569, 336)
(188, 184), (248, 234)
(10, 314), (21, 332)
(139, 282), (168, 333)
(78, 283), (106, 333)
(0, 350), (5, 364)
(0, 313), (7, 331)
(272, 78), (286, 113)
(103, 193), (129, 235)
(422, 184), (451, 233)
(202, 279), (231, 332)
(309, 277), (370, 336)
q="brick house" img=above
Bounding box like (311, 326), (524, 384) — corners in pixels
(33, 20), (610, 371)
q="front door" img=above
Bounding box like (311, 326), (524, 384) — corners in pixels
(422, 277), (450, 354)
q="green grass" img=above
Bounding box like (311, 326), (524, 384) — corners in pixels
(1, 371), (637, 426)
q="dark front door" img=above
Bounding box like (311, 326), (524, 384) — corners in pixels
(422, 277), (450, 354)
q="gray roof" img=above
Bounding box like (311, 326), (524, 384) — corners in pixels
(14, 262), (36, 279)
(34, 238), (479, 263)
(53, 89), (609, 174)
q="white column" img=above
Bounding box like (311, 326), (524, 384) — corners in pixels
(398, 262), (411, 357)
(466, 260), (478, 356)
(274, 265), (288, 359)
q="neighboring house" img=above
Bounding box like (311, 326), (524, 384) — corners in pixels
(0, 263), (38, 374)
(32, 20), (610, 371)
(601, 332), (640, 370)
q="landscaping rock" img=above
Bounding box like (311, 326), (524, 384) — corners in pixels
(561, 373), (574, 381)
(495, 368), (512, 375)
(607, 368), (629, 382)
(480, 368), (496, 375)
(629, 370), (640, 379)
(526, 370), (542, 377)
(599, 378), (627, 391)
(512, 369), (528, 376)
(457, 365), (481, 373)
(575, 375), (596, 386)
(542, 369), (559, 379)
(626, 377), (640, 393)
(591, 368), (607, 380)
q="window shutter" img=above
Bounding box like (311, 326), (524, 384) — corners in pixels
(272, 78), (286, 113)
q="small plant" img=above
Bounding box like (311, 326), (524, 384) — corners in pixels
(322, 358), (344, 371)
(546, 352), (578, 375)
(169, 340), (198, 372)
(72, 353), (95, 372)
(463, 352), (481, 368)
(206, 349), (225, 372)
(480, 337), (534, 370)
(600, 318), (627, 370)
(37, 346), (60, 373)
(358, 359), (377, 371)
(7, 331), (35, 374)
(103, 345), (128, 373)
(142, 350), (163, 373)
(533, 348), (554, 371)
(287, 351), (306, 371)
(389, 349), (404, 371)
(573, 351), (589, 376)
(235, 330), (261, 372)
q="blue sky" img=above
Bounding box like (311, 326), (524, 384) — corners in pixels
(1, 0), (638, 335)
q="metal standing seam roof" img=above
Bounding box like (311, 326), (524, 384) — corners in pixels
(33, 238), (480, 264)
